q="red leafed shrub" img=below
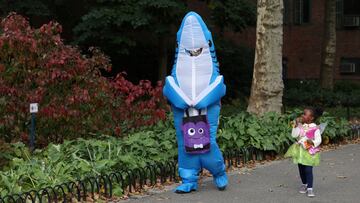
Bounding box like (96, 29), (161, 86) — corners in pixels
(0, 13), (168, 145)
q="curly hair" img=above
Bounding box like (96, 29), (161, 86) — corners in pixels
(306, 107), (324, 121)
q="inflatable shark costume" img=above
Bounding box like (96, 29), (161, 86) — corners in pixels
(163, 12), (228, 193)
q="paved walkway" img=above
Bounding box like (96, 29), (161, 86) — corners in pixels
(122, 144), (360, 203)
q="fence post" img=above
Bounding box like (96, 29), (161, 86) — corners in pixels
(29, 103), (38, 152)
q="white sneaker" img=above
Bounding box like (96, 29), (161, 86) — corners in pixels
(299, 184), (307, 194)
(307, 188), (315, 197)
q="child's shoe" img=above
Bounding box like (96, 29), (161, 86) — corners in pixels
(299, 184), (307, 194)
(307, 188), (315, 197)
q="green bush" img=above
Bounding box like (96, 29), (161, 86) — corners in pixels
(221, 99), (247, 116)
(218, 112), (292, 153)
(284, 80), (360, 108)
(215, 39), (255, 99)
(218, 109), (351, 153)
(319, 112), (351, 140)
(0, 125), (177, 196)
(0, 110), (350, 196)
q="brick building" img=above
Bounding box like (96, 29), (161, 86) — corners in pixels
(189, 0), (360, 81)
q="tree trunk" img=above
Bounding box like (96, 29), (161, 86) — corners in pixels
(247, 0), (284, 116)
(158, 36), (168, 82)
(320, 0), (336, 90)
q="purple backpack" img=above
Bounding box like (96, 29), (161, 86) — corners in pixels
(181, 109), (211, 154)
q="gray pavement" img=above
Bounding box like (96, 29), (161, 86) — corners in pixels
(123, 144), (360, 203)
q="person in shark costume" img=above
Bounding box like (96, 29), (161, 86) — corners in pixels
(163, 11), (228, 193)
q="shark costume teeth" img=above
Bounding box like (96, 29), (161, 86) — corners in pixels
(163, 11), (228, 193)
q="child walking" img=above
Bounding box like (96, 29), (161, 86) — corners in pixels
(285, 107), (324, 198)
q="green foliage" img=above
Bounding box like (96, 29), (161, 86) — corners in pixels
(285, 106), (360, 119)
(0, 124), (177, 196)
(319, 112), (351, 140)
(0, 110), (350, 196)
(217, 112), (293, 153)
(216, 39), (255, 99)
(0, 0), (258, 84)
(207, 0), (256, 98)
(284, 80), (360, 108)
(0, 0), (51, 17)
(207, 0), (256, 32)
(73, 0), (187, 55)
(221, 99), (247, 116)
(218, 109), (351, 153)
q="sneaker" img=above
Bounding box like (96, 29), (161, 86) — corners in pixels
(307, 188), (315, 197)
(299, 184), (307, 194)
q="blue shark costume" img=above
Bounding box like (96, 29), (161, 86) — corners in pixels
(163, 12), (228, 193)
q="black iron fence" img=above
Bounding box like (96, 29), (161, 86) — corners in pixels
(1, 127), (359, 203)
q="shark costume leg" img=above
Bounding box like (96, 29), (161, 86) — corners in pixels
(172, 104), (227, 193)
(172, 107), (200, 193)
(199, 103), (228, 190)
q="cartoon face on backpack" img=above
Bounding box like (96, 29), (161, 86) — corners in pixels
(182, 114), (210, 154)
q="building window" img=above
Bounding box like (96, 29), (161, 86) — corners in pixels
(294, 0), (311, 25)
(340, 58), (360, 75)
(337, 0), (360, 29)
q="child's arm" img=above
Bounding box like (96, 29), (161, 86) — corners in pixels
(312, 129), (322, 148)
(291, 117), (303, 138)
(291, 126), (301, 138)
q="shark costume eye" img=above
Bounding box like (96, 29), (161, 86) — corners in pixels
(185, 48), (203, 57)
(188, 128), (196, 136)
(208, 40), (212, 47)
(198, 128), (204, 134)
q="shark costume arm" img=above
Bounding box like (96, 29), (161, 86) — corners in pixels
(193, 75), (226, 109)
(163, 76), (192, 109)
